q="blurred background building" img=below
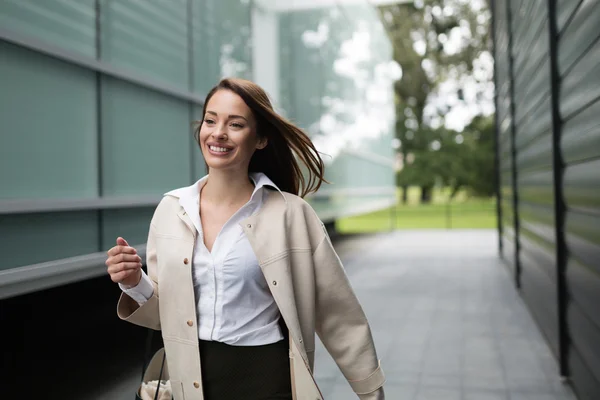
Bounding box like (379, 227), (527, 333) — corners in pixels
(0, 0), (398, 298)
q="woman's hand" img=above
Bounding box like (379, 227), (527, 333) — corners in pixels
(106, 237), (143, 287)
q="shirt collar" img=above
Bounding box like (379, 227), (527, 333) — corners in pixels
(164, 173), (284, 234)
(164, 172), (284, 202)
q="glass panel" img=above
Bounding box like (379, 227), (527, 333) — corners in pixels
(100, 77), (192, 195)
(0, 42), (98, 199)
(102, 207), (156, 248)
(100, 0), (189, 89)
(0, 211), (99, 270)
(257, 0), (397, 214)
(192, 0), (253, 95)
(0, 0), (96, 57)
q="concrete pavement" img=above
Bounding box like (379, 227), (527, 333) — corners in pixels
(314, 230), (578, 400)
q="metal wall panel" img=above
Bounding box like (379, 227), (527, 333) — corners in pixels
(0, 211), (99, 270)
(102, 207), (156, 251)
(494, 0), (600, 397)
(556, 0), (580, 31)
(0, 42), (98, 200)
(515, 96), (552, 149)
(559, 0), (600, 397)
(560, 36), (600, 120)
(0, 0), (96, 57)
(509, 0), (558, 362)
(562, 101), (600, 165)
(564, 159), (600, 213)
(100, 77), (192, 196)
(493, 0), (516, 268)
(100, 0), (189, 89)
(518, 169), (554, 205)
(519, 239), (559, 354)
(557, 0), (600, 75)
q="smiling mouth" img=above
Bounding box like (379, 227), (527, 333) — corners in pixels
(208, 145), (233, 154)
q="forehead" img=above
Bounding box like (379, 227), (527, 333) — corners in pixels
(206, 89), (251, 118)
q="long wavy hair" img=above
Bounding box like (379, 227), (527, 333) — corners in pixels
(194, 78), (327, 198)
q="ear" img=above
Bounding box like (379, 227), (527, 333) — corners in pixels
(256, 136), (268, 150)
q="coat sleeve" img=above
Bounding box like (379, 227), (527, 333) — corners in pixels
(312, 228), (385, 399)
(116, 221), (161, 330)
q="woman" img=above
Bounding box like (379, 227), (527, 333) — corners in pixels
(106, 78), (385, 400)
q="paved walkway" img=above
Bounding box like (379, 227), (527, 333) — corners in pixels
(314, 230), (578, 400)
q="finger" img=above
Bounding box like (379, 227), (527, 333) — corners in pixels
(110, 269), (137, 283)
(107, 262), (142, 275)
(107, 254), (141, 265)
(107, 245), (138, 257)
(116, 237), (130, 247)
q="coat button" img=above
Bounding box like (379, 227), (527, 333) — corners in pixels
(187, 320), (194, 327)
(193, 381), (200, 388)
(299, 338), (303, 343)
(272, 280), (277, 286)
(247, 224), (252, 228)
(183, 258), (189, 265)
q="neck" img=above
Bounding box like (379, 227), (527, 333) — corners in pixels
(202, 168), (254, 206)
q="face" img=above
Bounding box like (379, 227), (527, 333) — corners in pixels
(199, 89), (267, 173)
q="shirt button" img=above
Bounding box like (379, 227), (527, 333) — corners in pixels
(299, 338), (303, 343)
(193, 381), (200, 388)
(187, 320), (194, 327)
(247, 224), (252, 228)
(183, 258), (189, 265)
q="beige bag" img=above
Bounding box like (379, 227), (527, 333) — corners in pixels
(136, 347), (172, 400)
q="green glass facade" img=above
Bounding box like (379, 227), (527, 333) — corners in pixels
(0, 0), (396, 297)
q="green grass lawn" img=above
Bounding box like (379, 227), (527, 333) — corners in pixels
(336, 188), (498, 233)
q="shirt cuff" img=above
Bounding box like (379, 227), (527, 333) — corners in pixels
(118, 271), (154, 305)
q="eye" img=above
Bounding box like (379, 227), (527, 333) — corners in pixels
(204, 118), (215, 125)
(231, 122), (245, 128)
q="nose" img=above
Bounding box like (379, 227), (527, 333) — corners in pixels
(211, 124), (228, 140)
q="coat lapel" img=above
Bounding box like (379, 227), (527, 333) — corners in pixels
(177, 209), (197, 238)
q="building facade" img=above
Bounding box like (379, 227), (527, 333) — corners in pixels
(0, 0), (397, 299)
(492, 0), (600, 398)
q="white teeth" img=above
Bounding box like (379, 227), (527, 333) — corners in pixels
(209, 146), (231, 153)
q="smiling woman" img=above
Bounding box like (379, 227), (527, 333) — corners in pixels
(107, 77), (386, 400)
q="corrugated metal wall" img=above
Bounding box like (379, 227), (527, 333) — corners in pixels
(493, 0), (600, 399)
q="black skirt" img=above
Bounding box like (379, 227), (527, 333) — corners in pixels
(198, 339), (293, 400)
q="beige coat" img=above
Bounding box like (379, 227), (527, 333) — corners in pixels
(117, 188), (385, 400)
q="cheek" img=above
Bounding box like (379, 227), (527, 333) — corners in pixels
(239, 133), (260, 154)
(198, 125), (211, 142)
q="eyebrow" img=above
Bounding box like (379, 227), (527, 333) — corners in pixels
(206, 111), (248, 122)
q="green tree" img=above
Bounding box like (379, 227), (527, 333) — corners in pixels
(396, 115), (495, 199)
(378, 0), (492, 203)
(461, 115), (495, 197)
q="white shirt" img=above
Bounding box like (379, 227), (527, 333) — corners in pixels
(120, 173), (284, 346)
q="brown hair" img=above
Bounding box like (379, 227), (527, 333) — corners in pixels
(194, 78), (327, 198)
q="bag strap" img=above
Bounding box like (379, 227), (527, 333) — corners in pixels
(141, 328), (154, 382)
(154, 351), (167, 400)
